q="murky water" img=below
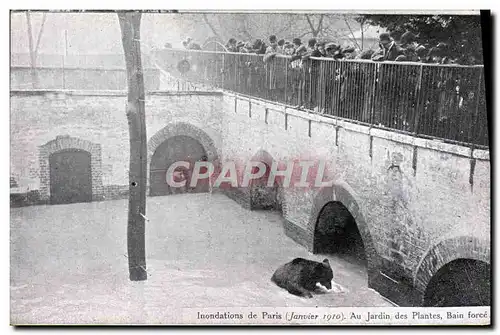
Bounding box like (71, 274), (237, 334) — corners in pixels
(10, 193), (391, 324)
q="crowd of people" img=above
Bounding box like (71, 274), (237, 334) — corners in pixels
(154, 32), (484, 147)
(175, 31), (480, 65)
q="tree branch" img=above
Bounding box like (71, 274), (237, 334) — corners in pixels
(25, 11), (38, 88)
(317, 14), (324, 34)
(306, 15), (316, 36)
(343, 15), (361, 50)
(25, 12), (35, 68)
(202, 14), (223, 43)
(34, 13), (47, 58)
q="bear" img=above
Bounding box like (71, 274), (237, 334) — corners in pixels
(271, 258), (333, 298)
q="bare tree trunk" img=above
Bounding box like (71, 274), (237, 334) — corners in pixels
(25, 12), (37, 88)
(305, 14), (324, 38)
(25, 12), (46, 89)
(118, 11), (148, 282)
(343, 15), (361, 51)
(360, 18), (365, 50)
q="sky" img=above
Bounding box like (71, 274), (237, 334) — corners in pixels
(10, 10), (481, 56)
(10, 12), (184, 55)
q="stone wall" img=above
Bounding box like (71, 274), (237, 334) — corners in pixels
(10, 90), (223, 201)
(10, 89), (491, 306)
(220, 93), (490, 306)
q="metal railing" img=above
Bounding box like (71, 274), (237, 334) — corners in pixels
(153, 49), (488, 147)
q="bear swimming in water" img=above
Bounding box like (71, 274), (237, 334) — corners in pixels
(271, 258), (333, 298)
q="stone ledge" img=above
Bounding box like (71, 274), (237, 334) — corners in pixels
(473, 149), (490, 160)
(370, 128), (416, 146)
(229, 92), (487, 159)
(413, 137), (471, 158)
(10, 89), (223, 97)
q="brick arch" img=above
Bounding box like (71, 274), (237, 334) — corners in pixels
(148, 122), (219, 164)
(147, 122), (220, 193)
(250, 149), (275, 167)
(38, 135), (103, 202)
(414, 236), (490, 298)
(308, 182), (379, 278)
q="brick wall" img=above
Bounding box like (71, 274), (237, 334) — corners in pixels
(220, 93), (490, 305)
(10, 91), (223, 201)
(10, 89), (490, 305)
(38, 135), (104, 202)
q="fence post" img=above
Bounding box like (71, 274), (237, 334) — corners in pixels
(369, 63), (379, 125)
(62, 54), (66, 90)
(412, 64), (424, 134)
(284, 58), (288, 105)
(221, 53), (225, 89)
(472, 69), (484, 145)
(308, 60), (313, 109)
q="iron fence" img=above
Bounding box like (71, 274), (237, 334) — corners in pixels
(153, 49), (489, 147)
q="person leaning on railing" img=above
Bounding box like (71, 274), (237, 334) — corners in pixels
(226, 38), (238, 52)
(277, 39), (286, 54)
(239, 41), (254, 54)
(182, 37), (202, 50)
(286, 38), (307, 106)
(325, 43), (356, 60)
(263, 35), (288, 101)
(252, 39), (268, 55)
(298, 39), (324, 110)
(371, 33), (405, 62)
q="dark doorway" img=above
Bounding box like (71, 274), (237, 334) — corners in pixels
(49, 149), (92, 205)
(249, 162), (282, 211)
(424, 259), (491, 307)
(313, 201), (366, 265)
(150, 135), (208, 196)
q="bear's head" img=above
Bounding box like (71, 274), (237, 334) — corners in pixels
(314, 259), (333, 289)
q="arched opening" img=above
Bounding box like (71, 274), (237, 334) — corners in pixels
(313, 201), (366, 266)
(423, 259), (491, 307)
(49, 149), (92, 205)
(150, 135), (209, 196)
(249, 162), (282, 211)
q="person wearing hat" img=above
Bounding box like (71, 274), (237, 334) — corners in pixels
(293, 38), (307, 55)
(371, 33), (404, 61)
(307, 38), (317, 53)
(252, 39), (267, 55)
(357, 49), (375, 60)
(239, 41), (253, 53)
(277, 39), (286, 54)
(315, 41), (327, 57)
(290, 38), (307, 61)
(266, 35), (279, 55)
(325, 42), (341, 59)
(283, 43), (295, 56)
(415, 45), (428, 62)
(399, 31), (422, 62)
(182, 38), (191, 49)
(236, 41), (245, 52)
(226, 38), (238, 52)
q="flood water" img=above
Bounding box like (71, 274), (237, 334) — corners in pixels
(10, 193), (391, 325)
